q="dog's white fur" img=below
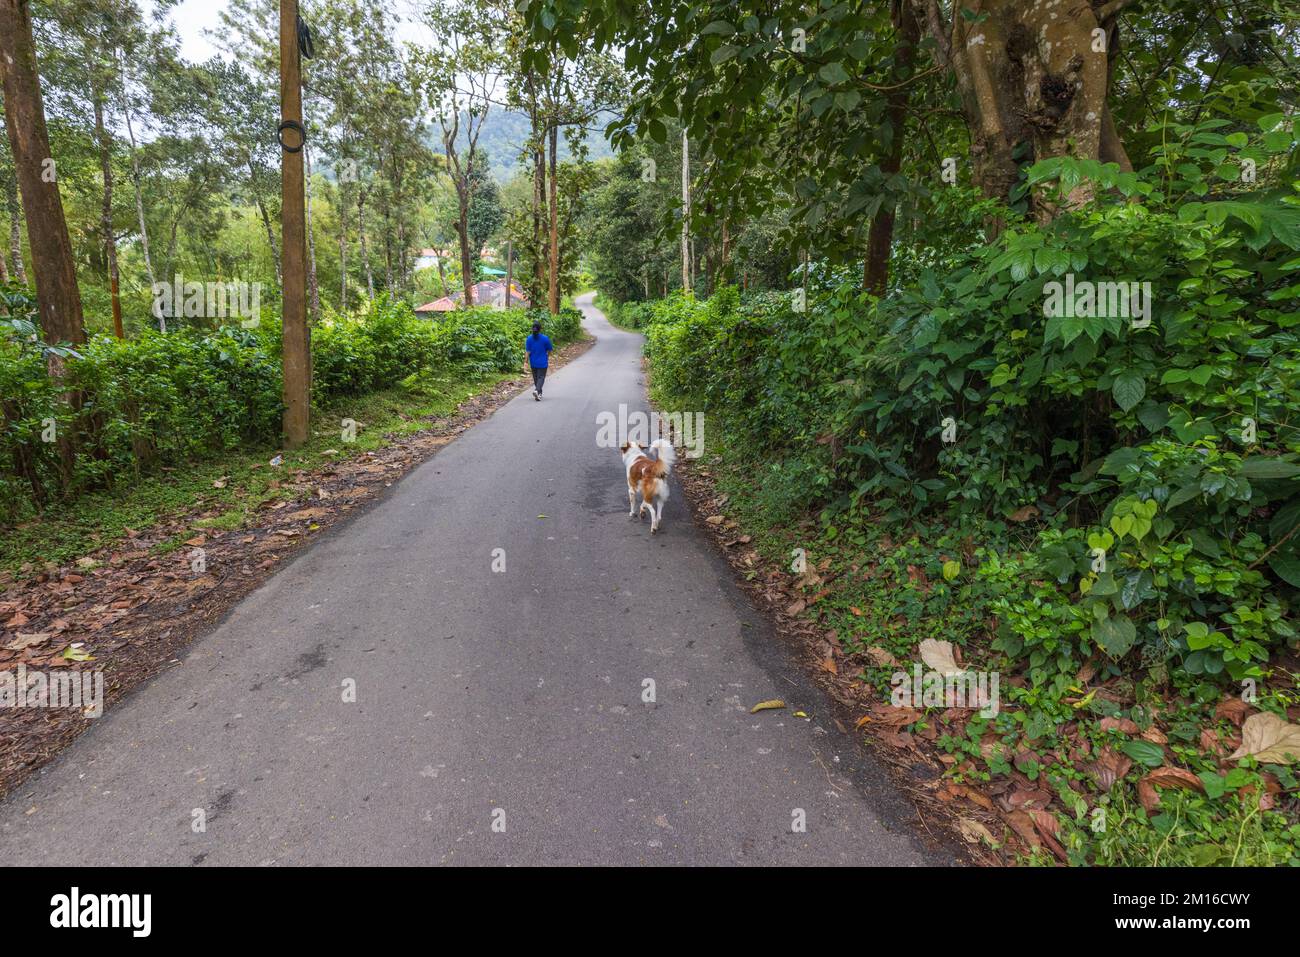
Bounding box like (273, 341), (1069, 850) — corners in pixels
(621, 438), (676, 533)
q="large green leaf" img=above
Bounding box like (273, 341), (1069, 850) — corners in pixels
(1112, 371), (1145, 412)
(1240, 457), (1300, 480)
(1093, 615), (1136, 657)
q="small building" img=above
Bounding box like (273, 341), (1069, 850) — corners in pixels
(412, 248), (445, 271)
(414, 281), (531, 315)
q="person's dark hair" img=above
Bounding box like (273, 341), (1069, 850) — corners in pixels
(531, 321), (541, 334)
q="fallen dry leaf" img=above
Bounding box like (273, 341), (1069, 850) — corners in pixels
(1144, 765), (1204, 793)
(918, 638), (962, 676)
(4, 632), (51, 651)
(1089, 748), (1133, 791)
(1003, 810), (1041, 848)
(1025, 808), (1068, 862)
(958, 818), (997, 846)
(1199, 728), (1224, 757)
(1215, 697), (1250, 727)
(1100, 716), (1139, 734)
(1229, 711), (1300, 765)
(865, 646), (898, 667)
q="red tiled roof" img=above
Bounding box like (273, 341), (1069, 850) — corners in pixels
(413, 282), (531, 313)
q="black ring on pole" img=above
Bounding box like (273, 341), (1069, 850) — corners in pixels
(297, 14), (315, 59)
(278, 120), (306, 153)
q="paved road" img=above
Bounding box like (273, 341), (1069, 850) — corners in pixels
(0, 294), (947, 866)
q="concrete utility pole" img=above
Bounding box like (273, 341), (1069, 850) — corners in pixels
(680, 127), (691, 293)
(279, 0), (310, 448)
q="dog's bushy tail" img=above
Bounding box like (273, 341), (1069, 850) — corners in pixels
(650, 438), (676, 476)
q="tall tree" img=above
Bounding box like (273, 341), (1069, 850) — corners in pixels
(422, 0), (508, 309)
(0, 0), (85, 349)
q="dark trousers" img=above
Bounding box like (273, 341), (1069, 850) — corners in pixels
(530, 366), (547, 393)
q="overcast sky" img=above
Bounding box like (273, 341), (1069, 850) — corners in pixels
(149, 0), (436, 64)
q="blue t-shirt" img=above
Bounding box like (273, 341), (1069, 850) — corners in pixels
(525, 333), (553, 368)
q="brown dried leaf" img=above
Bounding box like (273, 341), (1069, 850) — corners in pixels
(1228, 711), (1300, 765)
(918, 638), (962, 676)
(958, 818), (997, 846)
(4, 632), (51, 651)
(1144, 765), (1205, 794)
(1100, 716), (1139, 734)
(864, 646), (898, 667)
(1007, 505), (1040, 522)
(1089, 748), (1133, 791)
(1215, 697), (1250, 727)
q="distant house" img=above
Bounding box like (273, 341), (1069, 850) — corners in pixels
(412, 248), (444, 271)
(414, 280), (531, 315)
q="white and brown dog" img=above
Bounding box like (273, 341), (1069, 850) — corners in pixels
(621, 439), (676, 533)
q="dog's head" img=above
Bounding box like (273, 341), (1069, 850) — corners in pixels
(620, 440), (643, 464)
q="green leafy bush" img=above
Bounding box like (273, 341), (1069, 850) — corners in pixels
(641, 156), (1300, 696)
(0, 291), (582, 523)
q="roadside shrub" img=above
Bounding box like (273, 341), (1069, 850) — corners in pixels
(0, 290), (583, 524)
(642, 157), (1300, 685)
(527, 305), (583, 344)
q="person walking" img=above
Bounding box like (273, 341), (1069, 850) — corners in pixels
(524, 320), (553, 400)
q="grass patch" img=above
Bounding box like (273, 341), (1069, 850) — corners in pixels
(0, 368), (510, 578)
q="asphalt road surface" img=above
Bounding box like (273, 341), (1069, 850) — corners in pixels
(0, 294), (948, 866)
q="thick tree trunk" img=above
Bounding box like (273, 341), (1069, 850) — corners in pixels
(504, 239), (512, 308)
(913, 0), (1123, 224)
(547, 124), (560, 313)
(0, 0), (85, 347)
(680, 128), (691, 293)
(279, 0), (310, 449)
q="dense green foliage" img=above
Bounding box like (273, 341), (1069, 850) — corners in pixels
(640, 146), (1300, 862)
(0, 289), (580, 523)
